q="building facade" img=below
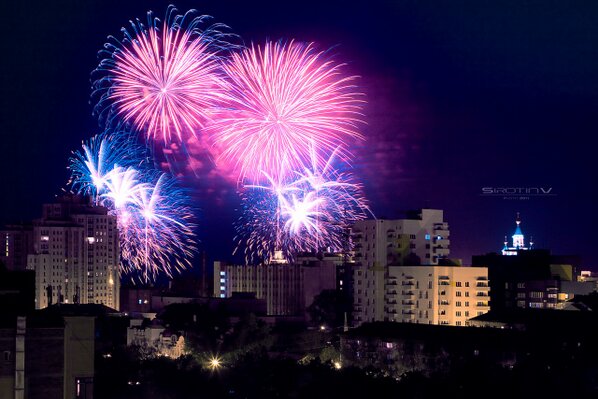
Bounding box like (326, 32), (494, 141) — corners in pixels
(352, 209), (454, 325)
(1, 224), (34, 271)
(382, 266), (490, 326)
(0, 314), (95, 399)
(214, 257), (337, 316)
(26, 195), (120, 310)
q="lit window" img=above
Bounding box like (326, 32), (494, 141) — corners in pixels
(220, 278), (226, 283)
(220, 271), (226, 276)
(425, 234), (430, 240)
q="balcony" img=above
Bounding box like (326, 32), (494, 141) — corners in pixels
(401, 291), (415, 297)
(476, 282), (489, 288)
(401, 300), (415, 306)
(476, 292), (489, 297)
(387, 291), (398, 297)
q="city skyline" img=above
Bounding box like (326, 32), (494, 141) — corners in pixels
(0, 0), (596, 268)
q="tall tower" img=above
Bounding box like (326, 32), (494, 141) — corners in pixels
(26, 195), (120, 309)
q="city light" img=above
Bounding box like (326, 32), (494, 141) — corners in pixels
(208, 356), (222, 370)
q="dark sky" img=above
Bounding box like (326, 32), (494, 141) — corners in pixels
(1, 0), (597, 268)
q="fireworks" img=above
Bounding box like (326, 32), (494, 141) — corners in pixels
(93, 5), (234, 144)
(68, 130), (144, 200)
(69, 133), (196, 282)
(119, 171), (196, 281)
(74, 7), (372, 272)
(235, 147), (369, 264)
(209, 40), (365, 184)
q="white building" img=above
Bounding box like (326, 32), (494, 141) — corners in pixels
(26, 195), (120, 310)
(384, 266), (490, 326)
(127, 319), (186, 358)
(502, 213), (534, 255)
(352, 209), (451, 324)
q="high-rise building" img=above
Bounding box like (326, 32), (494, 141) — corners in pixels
(352, 209), (451, 324)
(26, 195), (120, 310)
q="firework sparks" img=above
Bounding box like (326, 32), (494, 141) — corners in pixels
(68, 130), (143, 200)
(93, 5), (234, 144)
(210, 40), (365, 184)
(120, 172), (197, 281)
(235, 148), (369, 264)
(69, 135), (196, 282)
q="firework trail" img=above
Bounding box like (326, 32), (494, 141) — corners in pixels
(68, 130), (145, 201)
(210, 40), (365, 184)
(119, 171), (197, 282)
(93, 5), (235, 144)
(69, 134), (196, 282)
(235, 147), (369, 264)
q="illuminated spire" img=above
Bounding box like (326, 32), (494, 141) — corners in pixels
(502, 212), (532, 255)
(512, 212), (524, 249)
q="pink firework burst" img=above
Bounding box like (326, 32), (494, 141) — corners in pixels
(93, 6), (234, 144)
(210, 40), (365, 184)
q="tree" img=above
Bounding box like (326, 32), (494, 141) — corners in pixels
(307, 289), (350, 328)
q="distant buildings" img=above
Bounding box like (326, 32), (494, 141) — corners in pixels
(473, 213), (593, 311)
(351, 209), (488, 326)
(214, 254), (338, 317)
(127, 318), (186, 358)
(1, 224), (34, 272)
(21, 195), (120, 310)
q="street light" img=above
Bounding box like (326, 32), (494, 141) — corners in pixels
(208, 356), (222, 370)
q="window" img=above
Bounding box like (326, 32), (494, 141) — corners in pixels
(456, 301), (462, 307)
(465, 282), (470, 287)
(456, 311), (462, 317)
(456, 282), (462, 287)
(456, 291), (462, 297)
(517, 282), (525, 289)
(530, 291), (544, 299)
(456, 321), (462, 326)
(465, 292), (470, 297)
(3, 351), (10, 361)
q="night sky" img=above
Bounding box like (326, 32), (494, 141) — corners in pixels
(1, 1), (597, 268)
